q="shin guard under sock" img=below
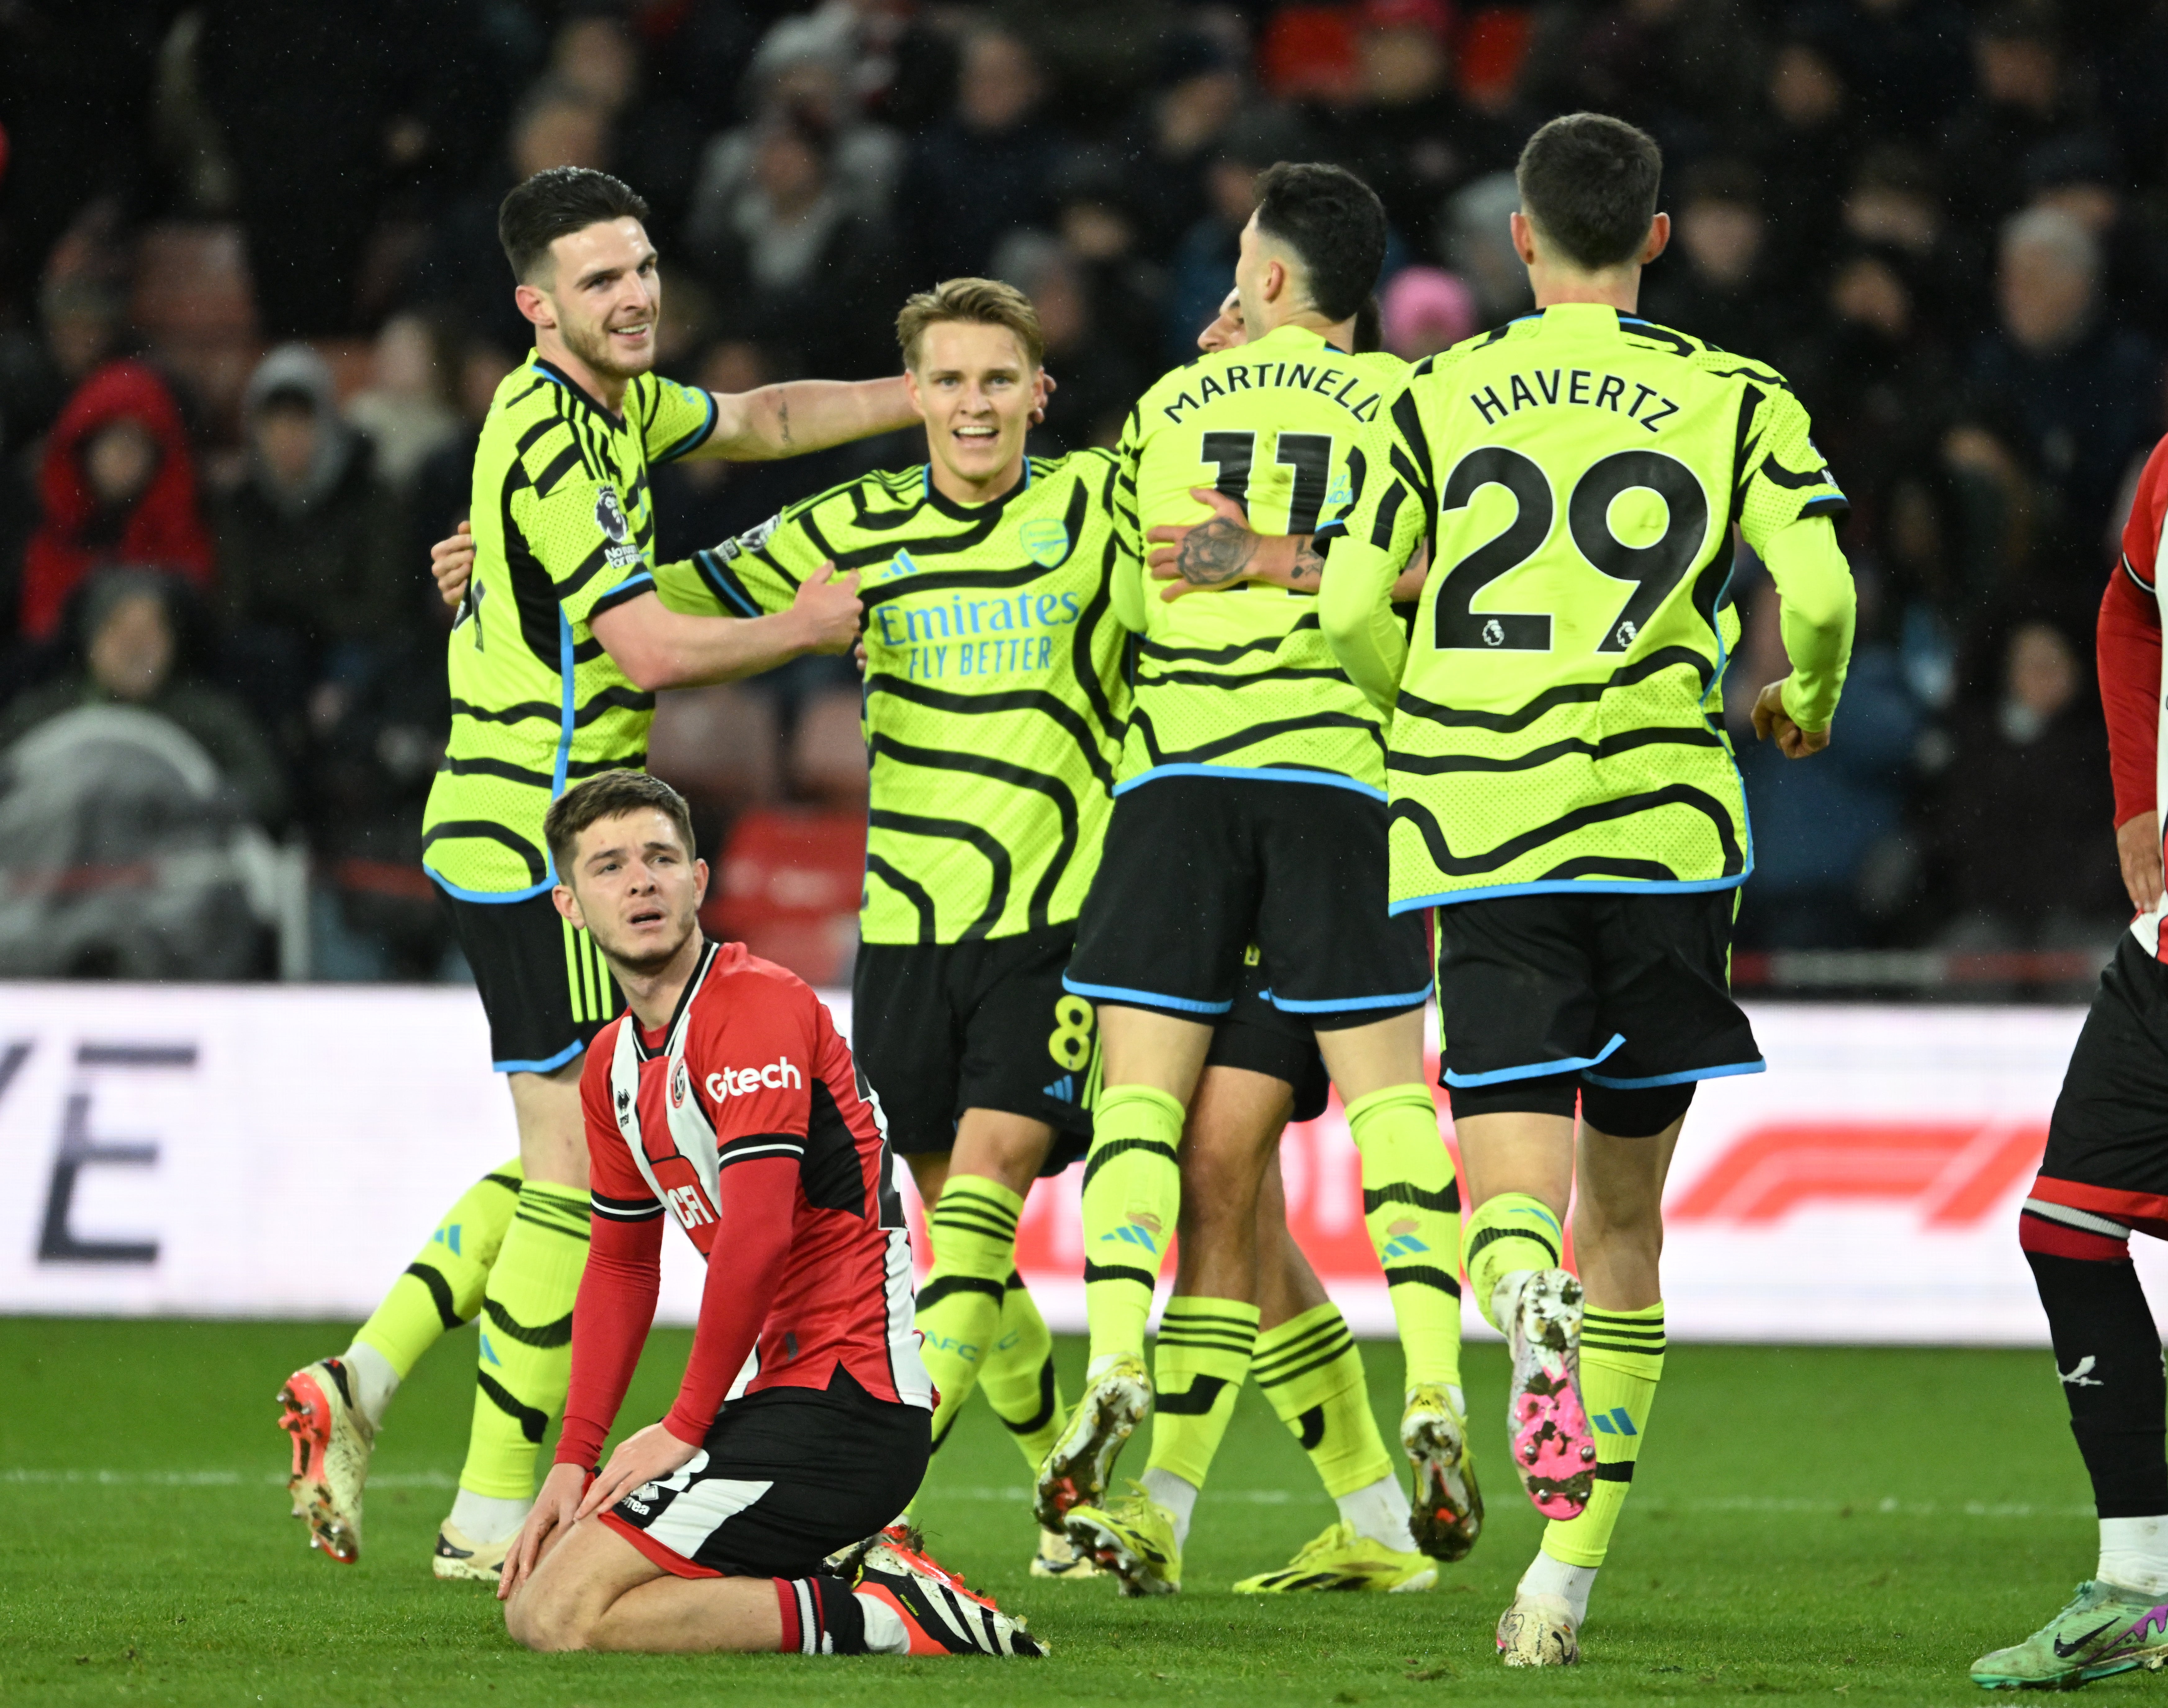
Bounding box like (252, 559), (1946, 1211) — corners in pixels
(460, 1179), (587, 1499)
(1345, 1085), (1464, 1387)
(1464, 1193), (1565, 1331)
(1540, 1303), (1664, 1569)
(979, 1271), (1064, 1471)
(1080, 1085), (1184, 1369)
(916, 1176), (1023, 1453)
(1145, 1297), (1260, 1490)
(354, 1159), (523, 1383)
(1252, 1301), (1394, 1499)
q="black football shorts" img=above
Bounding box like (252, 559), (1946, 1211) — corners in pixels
(2035, 933), (2168, 1233)
(1065, 776), (1430, 1032)
(600, 1368), (930, 1580)
(852, 924), (1095, 1173)
(1205, 950), (1333, 1124)
(1434, 887), (1761, 1135)
(440, 889), (617, 1074)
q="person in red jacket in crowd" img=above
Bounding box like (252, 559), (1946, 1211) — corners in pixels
(496, 768), (1044, 1661)
(20, 358), (214, 642)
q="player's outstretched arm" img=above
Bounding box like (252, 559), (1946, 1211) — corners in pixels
(588, 565), (861, 691)
(1752, 517), (1857, 758)
(698, 376), (918, 462)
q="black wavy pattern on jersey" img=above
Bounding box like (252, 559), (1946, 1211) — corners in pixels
(1758, 453), (1832, 489)
(856, 484), (1095, 607)
(500, 459), (564, 670)
(571, 634), (605, 664)
(1138, 662), (1354, 690)
(555, 538), (620, 606)
(1369, 479), (1410, 549)
(1130, 705), (1386, 767)
(867, 807), (1010, 938)
(421, 819), (547, 884)
(1385, 722), (1721, 774)
(1136, 610), (1323, 666)
(1392, 647), (1714, 734)
(868, 675), (1116, 793)
(1390, 390), (1435, 512)
(531, 440), (584, 498)
(867, 731), (1079, 931)
(1699, 361), (1791, 391)
(1072, 464), (1127, 745)
(1727, 385), (1765, 535)
(1389, 781), (1743, 878)
(449, 685), (655, 726)
(864, 853), (937, 941)
(1622, 321), (1696, 358)
(435, 749), (647, 788)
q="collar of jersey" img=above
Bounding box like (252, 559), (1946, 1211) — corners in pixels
(919, 455), (1031, 520)
(1245, 321), (1351, 357)
(629, 937), (724, 1059)
(1510, 304), (1643, 333)
(529, 354), (627, 428)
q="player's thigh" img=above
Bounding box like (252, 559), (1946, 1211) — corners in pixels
(443, 888), (616, 1083)
(506, 1515), (664, 1651)
(1066, 777), (1259, 1020)
(853, 940), (964, 1163)
(1581, 888), (1762, 1098)
(953, 925), (1093, 1176)
(1251, 783), (1430, 1038)
(508, 1058), (587, 1189)
(2042, 934), (2168, 1202)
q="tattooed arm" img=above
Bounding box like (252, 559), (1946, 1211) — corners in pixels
(698, 376), (916, 462)
(1148, 488), (1316, 601)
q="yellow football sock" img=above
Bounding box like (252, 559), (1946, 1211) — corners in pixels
(979, 1270), (1064, 1471)
(916, 1175), (1023, 1453)
(460, 1179), (587, 1499)
(354, 1159), (522, 1378)
(1540, 1303), (1665, 1568)
(1252, 1301), (1394, 1498)
(1145, 1297), (1260, 1489)
(1464, 1192), (1565, 1331)
(1080, 1085), (1184, 1369)
(1345, 1085), (1464, 1388)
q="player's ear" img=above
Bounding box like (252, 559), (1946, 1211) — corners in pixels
(1641, 212), (1671, 266)
(514, 282), (554, 330)
(1509, 210), (1540, 268)
(692, 857), (709, 908)
(551, 881), (584, 929)
(902, 363), (927, 419)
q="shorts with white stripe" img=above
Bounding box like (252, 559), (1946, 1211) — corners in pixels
(599, 1367), (930, 1579)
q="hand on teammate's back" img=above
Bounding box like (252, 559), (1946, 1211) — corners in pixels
(432, 520), (475, 609)
(2117, 810), (2164, 914)
(498, 1461), (588, 1601)
(1148, 487), (1266, 600)
(790, 560), (864, 653)
(1751, 679), (1830, 758)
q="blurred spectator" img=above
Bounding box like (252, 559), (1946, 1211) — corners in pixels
(1379, 265), (1478, 359)
(996, 232), (1141, 452)
(1442, 169), (1530, 328)
(344, 313), (462, 494)
(1640, 160), (1794, 354)
(1750, 29), (1855, 282)
(212, 345), (406, 739)
(1941, 3), (2101, 232)
(1118, 29), (1248, 255)
(902, 28), (1064, 282)
(546, 8), (704, 238)
(404, 334), (519, 581)
(1822, 0), (1973, 141)
(1163, 107), (1310, 362)
(1048, 147), (1167, 382)
(20, 358), (214, 644)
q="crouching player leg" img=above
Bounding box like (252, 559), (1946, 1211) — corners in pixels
(499, 769), (1042, 1659)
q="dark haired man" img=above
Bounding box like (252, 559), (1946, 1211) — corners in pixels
(494, 769), (1041, 1659)
(277, 166), (922, 1581)
(1320, 111), (1856, 1665)
(1045, 162), (1479, 1586)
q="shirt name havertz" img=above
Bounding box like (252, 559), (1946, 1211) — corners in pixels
(707, 1058), (803, 1101)
(1469, 369), (1681, 434)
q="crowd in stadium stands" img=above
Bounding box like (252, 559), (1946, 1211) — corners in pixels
(0, 0), (2159, 981)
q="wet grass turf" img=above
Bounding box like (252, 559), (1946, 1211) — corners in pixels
(0, 1318), (2126, 1705)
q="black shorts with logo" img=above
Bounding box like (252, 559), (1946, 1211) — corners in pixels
(1207, 952), (1333, 1124)
(1434, 887), (1761, 1133)
(601, 1368), (930, 1580)
(852, 923), (1096, 1174)
(1065, 776), (1431, 1032)
(441, 889), (618, 1074)
(2040, 933), (2168, 1220)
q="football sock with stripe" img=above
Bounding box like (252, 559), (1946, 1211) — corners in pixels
(1080, 1085), (1185, 1372)
(774, 1573), (870, 1654)
(916, 1175), (1024, 1454)
(1253, 1302), (1415, 1550)
(1539, 1302), (1665, 1587)
(1144, 1297), (1260, 1539)
(1464, 1192), (1565, 1331)
(978, 1270), (1066, 1471)
(1344, 1085), (1464, 1387)
(459, 1178), (588, 1509)
(349, 1159), (524, 1426)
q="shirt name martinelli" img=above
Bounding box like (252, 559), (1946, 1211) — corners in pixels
(1159, 361), (1384, 425)
(1470, 368), (1681, 433)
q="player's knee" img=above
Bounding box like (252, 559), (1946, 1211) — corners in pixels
(504, 1576), (595, 1652)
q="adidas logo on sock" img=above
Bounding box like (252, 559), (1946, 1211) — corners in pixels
(1590, 1407), (1637, 1436)
(1381, 1233), (1431, 1260)
(1043, 1074), (1075, 1103)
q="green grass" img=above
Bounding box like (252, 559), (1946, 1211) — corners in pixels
(0, 1318), (2124, 1705)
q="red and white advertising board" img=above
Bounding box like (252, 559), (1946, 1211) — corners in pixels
(0, 983), (2127, 1343)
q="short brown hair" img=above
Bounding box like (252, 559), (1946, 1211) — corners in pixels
(895, 277), (1044, 370)
(1515, 113), (1663, 271)
(499, 166), (650, 283)
(544, 770), (695, 878)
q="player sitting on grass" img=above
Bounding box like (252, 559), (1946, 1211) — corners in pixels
(1971, 431), (2168, 1690)
(494, 769), (1041, 1658)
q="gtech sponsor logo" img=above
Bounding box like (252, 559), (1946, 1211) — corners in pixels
(705, 1058), (803, 1102)
(1670, 1122), (2047, 1227)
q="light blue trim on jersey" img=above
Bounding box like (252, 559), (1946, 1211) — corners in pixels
(1391, 871), (1748, 914)
(695, 548), (760, 616)
(1270, 984), (1433, 1015)
(1582, 1058), (1765, 1090)
(494, 1039), (586, 1075)
(1061, 974), (1233, 1016)
(424, 867), (558, 904)
(597, 569), (654, 607)
(1442, 1033), (1625, 1088)
(1115, 764), (1387, 800)
(651, 385), (718, 463)
(529, 363), (567, 387)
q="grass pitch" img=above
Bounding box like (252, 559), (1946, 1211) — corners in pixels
(0, 1318), (2117, 1706)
